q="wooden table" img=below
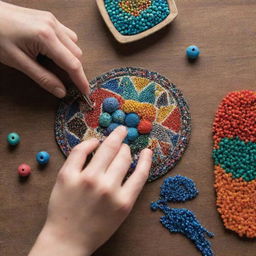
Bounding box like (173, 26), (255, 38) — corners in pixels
(1, 1), (255, 255)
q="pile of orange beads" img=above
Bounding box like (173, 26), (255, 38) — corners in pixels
(212, 90), (256, 238)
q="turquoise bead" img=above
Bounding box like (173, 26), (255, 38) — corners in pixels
(7, 132), (20, 146)
(186, 45), (200, 60)
(99, 113), (112, 127)
(36, 151), (50, 165)
(112, 109), (125, 124)
(127, 128), (139, 142)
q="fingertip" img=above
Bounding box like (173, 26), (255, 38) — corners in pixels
(52, 87), (66, 98)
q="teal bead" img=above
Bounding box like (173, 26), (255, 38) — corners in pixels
(7, 132), (20, 146)
(36, 151), (50, 165)
(127, 128), (139, 142)
(99, 113), (112, 128)
(112, 110), (126, 124)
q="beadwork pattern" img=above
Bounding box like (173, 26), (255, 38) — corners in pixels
(105, 0), (170, 35)
(55, 67), (191, 182)
(212, 90), (256, 238)
(151, 175), (214, 256)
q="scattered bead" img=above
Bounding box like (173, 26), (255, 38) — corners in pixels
(99, 112), (112, 127)
(7, 132), (20, 146)
(127, 127), (139, 141)
(125, 113), (140, 127)
(151, 176), (214, 256)
(36, 151), (50, 165)
(186, 45), (200, 60)
(138, 119), (152, 134)
(18, 163), (31, 177)
(112, 109), (126, 124)
(103, 97), (119, 113)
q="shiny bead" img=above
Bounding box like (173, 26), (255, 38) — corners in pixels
(36, 151), (50, 165)
(99, 113), (112, 127)
(127, 127), (139, 141)
(18, 163), (31, 177)
(7, 132), (20, 146)
(125, 113), (140, 127)
(112, 109), (125, 124)
(186, 45), (200, 60)
(103, 97), (119, 113)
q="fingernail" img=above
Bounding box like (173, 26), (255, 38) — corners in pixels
(53, 87), (66, 98)
(119, 125), (128, 132)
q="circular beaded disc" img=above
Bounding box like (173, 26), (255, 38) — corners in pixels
(55, 67), (191, 182)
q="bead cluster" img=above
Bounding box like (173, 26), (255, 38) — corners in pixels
(151, 176), (214, 256)
(105, 0), (170, 35)
(213, 90), (256, 238)
(98, 97), (153, 143)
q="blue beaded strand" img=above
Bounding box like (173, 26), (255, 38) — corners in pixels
(151, 175), (214, 256)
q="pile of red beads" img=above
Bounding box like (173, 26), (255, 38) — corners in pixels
(98, 97), (153, 143)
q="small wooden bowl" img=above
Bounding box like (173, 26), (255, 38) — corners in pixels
(96, 0), (178, 44)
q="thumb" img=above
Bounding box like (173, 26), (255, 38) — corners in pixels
(9, 47), (66, 98)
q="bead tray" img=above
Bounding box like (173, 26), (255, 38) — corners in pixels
(55, 67), (191, 182)
(96, 0), (178, 43)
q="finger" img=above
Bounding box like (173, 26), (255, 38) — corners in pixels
(85, 126), (128, 174)
(59, 23), (78, 42)
(41, 33), (90, 95)
(62, 138), (100, 172)
(106, 144), (132, 185)
(122, 149), (152, 200)
(9, 46), (66, 98)
(56, 25), (83, 59)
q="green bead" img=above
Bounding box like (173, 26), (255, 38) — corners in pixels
(7, 132), (20, 146)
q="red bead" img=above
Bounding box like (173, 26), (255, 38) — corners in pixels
(138, 120), (152, 134)
(18, 163), (31, 177)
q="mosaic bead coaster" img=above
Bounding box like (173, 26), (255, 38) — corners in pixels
(212, 90), (256, 238)
(151, 175), (214, 256)
(55, 67), (191, 182)
(96, 0), (178, 43)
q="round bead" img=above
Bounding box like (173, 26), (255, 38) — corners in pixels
(106, 123), (120, 134)
(99, 113), (112, 127)
(36, 151), (50, 165)
(102, 97), (119, 113)
(186, 45), (200, 60)
(18, 163), (31, 177)
(112, 109), (126, 124)
(125, 113), (140, 127)
(127, 127), (139, 141)
(138, 120), (153, 134)
(7, 132), (20, 146)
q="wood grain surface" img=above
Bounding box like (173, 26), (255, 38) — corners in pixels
(0, 1), (256, 256)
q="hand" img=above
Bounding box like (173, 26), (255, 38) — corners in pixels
(29, 126), (152, 256)
(0, 1), (89, 98)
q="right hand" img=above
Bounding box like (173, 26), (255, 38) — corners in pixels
(29, 126), (153, 256)
(0, 1), (89, 98)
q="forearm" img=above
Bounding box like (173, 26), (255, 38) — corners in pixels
(29, 224), (91, 256)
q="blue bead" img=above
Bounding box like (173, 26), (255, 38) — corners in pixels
(36, 151), (50, 165)
(7, 132), (20, 146)
(99, 113), (112, 127)
(112, 109), (125, 124)
(107, 123), (120, 134)
(127, 127), (139, 142)
(186, 45), (200, 60)
(102, 97), (119, 113)
(125, 113), (140, 127)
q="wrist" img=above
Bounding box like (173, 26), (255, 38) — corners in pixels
(29, 223), (91, 256)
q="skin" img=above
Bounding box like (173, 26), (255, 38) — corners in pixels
(0, 1), (90, 98)
(0, 3), (153, 255)
(28, 126), (152, 256)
